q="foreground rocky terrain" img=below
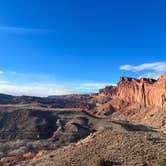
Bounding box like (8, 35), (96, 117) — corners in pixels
(0, 73), (165, 165)
(0, 104), (155, 165)
(24, 130), (166, 166)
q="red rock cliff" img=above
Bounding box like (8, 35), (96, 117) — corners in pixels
(115, 74), (166, 107)
(99, 86), (116, 97)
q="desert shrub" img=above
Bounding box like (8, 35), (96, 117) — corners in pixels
(96, 158), (119, 166)
(96, 158), (110, 166)
(146, 133), (158, 143)
(49, 155), (54, 158)
(146, 133), (153, 140)
(142, 161), (149, 166)
(156, 156), (166, 166)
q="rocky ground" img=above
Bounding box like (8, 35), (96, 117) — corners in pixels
(0, 104), (155, 165)
(20, 130), (166, 166)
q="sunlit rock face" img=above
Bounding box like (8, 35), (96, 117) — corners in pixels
(99, 85), (116, 97)
(115, 74), (166, 107)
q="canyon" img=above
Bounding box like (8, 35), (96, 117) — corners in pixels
(0, 74), (166, 165)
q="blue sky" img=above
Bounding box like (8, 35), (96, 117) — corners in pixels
(0, 0), (165, 96)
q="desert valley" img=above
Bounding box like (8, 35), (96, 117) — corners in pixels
(0, 74), (165, 166)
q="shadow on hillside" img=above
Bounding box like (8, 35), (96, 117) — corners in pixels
(0, 109), (58, 140)
(112, 120), (157, 132)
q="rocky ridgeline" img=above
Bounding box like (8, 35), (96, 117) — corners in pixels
(99, 85), (116, 97)
(99, 74), (166, 107)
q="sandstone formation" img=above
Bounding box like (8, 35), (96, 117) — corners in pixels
(97, 74), (166, 108)
(91, 74), (166, 127)
(99, 85), (116, 97)
(115, 74), (166, 107)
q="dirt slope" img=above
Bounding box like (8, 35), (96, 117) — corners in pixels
(24, 130), (166, 166)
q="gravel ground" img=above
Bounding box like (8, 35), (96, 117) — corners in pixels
(24, 130), (166, 166)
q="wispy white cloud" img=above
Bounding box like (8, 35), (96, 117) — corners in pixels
(0, 71), (111, 96)
(0, 26), (49, 34)
(0, 83), (77, 97)
(0, 70), (4, 74)
(138, 72), (161, 79)
(120, 62), (166, 79)
(0, 80), (9, 84)
(0, 82), (111, 97)
(79, 82), (114, 90)
(120, 62), (166, 72)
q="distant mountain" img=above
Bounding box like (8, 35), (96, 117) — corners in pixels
(0, 94), (95, 110)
